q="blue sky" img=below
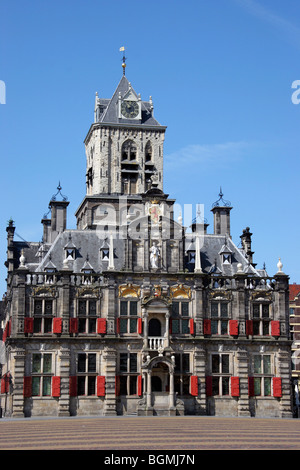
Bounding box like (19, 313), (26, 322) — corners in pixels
(0, 0), (299, 295)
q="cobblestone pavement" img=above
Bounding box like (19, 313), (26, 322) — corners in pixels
(0, 416), (300, 450)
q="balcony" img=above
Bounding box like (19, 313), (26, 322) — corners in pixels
(148, 337), (166, 351)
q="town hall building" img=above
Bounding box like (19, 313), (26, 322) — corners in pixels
(0, 62), (293, 418)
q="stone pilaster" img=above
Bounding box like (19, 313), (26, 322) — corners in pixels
(194, 347), (207, 415)
(277, 348), (293, 418)
(103, 348), (117, 415)
(58, 347), (71, 417)
(236, 349), (251, 417)
(12, 348), (26, 417)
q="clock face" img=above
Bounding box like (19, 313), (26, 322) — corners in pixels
(121, 100), (139, 118)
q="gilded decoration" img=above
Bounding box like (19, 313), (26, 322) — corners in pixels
(142, 284), (171, 306)
(119, 283), (141, 298)
(32, 286), (56, 297)
(251, 291), (273, 302)
(208, 290), (232, 301)
(170, 284), (191, 300)
(76, 287), (100, 298)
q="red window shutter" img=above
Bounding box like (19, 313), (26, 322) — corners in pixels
(137, 318), (143, 335)
(273, 377), (282, 398)
(248, 377), (255, 397)
(137, 375), (143, 396)
(97, 376), (106, 397)
(1, 376), (6, 394)
(69, 376), (77, 397)
(271, 321), (280, 337)
(97, 318), (107, 334)
(229, 320), (238, 336)
(190, 376), (198, 396)
(23, 376), (32, 398)
(189, 319), (195, 335)
(169, 318), (172, 334)
(206, 376), (213, 396)
(203, 319), (211, 336)
(246, 320), (253, 336)
(115, 376), (120, 396)
(69, 318), (78, 334)
(116, 318), (120, 334)
(53, 318), (62, 334)
(52, 376), (61, 397)
(24, 317), (34, 334)
(231, 376), (240, 397)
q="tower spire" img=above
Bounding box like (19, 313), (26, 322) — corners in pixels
(120, 46), (126, 75)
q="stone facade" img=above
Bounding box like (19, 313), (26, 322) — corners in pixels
(0, 73), (293, 418)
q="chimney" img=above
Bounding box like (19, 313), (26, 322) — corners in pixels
(240, 227), (255, 266)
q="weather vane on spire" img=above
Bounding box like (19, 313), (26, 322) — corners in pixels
(120, 46), (126, 75)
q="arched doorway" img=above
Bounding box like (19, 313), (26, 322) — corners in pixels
(148, 318), (161, 336)
(151, 376), (162, 392)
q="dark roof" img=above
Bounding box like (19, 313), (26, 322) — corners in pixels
(97, 76), (162, 127)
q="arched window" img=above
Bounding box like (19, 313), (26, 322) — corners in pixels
(145, 141), (152, 162)
(121, 140), (137, 161)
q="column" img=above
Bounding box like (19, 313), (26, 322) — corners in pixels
(146, 370), (152, 409)
(169, 371), (175, 409)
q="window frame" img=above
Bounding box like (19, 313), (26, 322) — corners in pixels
(77, 298), (98, 334)
(76, 352), (98, 397)
(118, 352), (139, 396)
(210, 353), (231, 397)
(31, 352), (53, 397)
(210, 301), (229, 335)
(251, 354), (273, 397)
(33, 298), (54, 334)
(252, 302), (271, 336)
(171, 300), (190, 334)
(119, 299), (139, 335)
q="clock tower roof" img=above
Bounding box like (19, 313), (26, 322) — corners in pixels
(94, 75), (163, 128)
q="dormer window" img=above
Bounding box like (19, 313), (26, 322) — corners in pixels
(66, 249), (75, 260)
(102, 249), (109, 261)
(223, 254), (231, 264)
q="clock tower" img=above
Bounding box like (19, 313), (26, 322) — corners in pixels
(76, 71), (166, 229)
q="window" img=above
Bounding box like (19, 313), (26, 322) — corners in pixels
(211, 353), (230, 396)
(253, 303), (271, 335)
(78, 299), (97, 334)
(33, 298), (53, 333)
(119, 353), (139, 395)
(121, 140), (137, 161)
(31, 353), (52, 396)
(77, 353), (97, 396)
(171, 301), (190, 334)
(145, 141), (152, 162)
(252, 354), (272, 396)
(211, 302), (228, 335)
(174, 353), (190, 395)
(119, 300), (138, 334)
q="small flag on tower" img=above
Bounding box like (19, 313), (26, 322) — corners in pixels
(119, 46), (125, 51)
